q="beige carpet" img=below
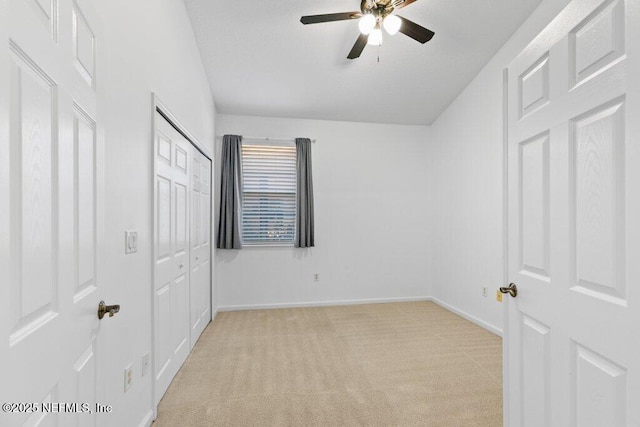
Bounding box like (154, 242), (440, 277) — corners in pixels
(154, 301), (502, 426)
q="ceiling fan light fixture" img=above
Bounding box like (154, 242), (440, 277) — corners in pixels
(358, 14), (376, 34)
(383, 15), (401, 35)
(367, 27), (383, 46)
(299, 0), (435, 60)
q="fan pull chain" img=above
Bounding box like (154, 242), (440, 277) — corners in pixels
(377, 45), (380, 63)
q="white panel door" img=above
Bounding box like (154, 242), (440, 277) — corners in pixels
(154, 113), (191, 405)
(506, 0), (640, 425)
(0, 0), (107, 425)
(189, 149), (211, 347)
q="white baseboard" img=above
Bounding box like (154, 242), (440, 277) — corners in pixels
(139, 409), (154, 427)
(217, 296), (433, 312)
(431, 297), (503, 337)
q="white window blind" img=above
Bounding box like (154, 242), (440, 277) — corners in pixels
(241, 143), (297, 245)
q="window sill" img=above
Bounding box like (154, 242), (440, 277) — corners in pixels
(241, 243), (295, 248)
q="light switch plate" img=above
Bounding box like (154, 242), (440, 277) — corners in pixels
(124, 364), (133, 392)
(125, 231), (137, 254)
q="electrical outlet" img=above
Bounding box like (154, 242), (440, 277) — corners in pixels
(142, 353), (150, 377)
(124, 364), (133, 392)
(313, 273), (319, 282)
(482, 287), (488, 298)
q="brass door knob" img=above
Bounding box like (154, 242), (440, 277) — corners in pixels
(499, 283), (518, 298)
(98, 301), (121, 319)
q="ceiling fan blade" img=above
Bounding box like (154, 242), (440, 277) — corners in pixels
(395, 0), (419, 9)
(300, 12), (361, 25)
(397, 16), (435, 44)
(347, 34), (368, 59)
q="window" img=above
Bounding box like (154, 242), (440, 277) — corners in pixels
(241, 142), (296, 245)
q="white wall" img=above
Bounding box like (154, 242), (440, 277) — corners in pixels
(428, 0), (572, 333)
(94, 0), (215, 425)
(214, 114), (432, 310)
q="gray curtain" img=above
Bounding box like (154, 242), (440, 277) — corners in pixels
(295, 138), (314, 248)
(217, 135), (243, 249)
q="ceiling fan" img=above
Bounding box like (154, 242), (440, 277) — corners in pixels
(300, 0), (435, 60)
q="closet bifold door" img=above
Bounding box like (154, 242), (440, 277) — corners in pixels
(153, 112), (191, 405)
(189, 149), (211, 347)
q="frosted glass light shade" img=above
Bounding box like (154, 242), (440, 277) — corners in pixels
(383, 15), (401, 35)
(367, 28), (383, 46)
(358, 15), (376, 34)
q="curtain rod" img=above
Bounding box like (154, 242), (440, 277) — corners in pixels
(216, 135), (316, 143)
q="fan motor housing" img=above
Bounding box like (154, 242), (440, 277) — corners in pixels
(360, 0), (395, 17)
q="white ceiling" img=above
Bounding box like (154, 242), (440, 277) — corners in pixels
(184, 0), (542, 125)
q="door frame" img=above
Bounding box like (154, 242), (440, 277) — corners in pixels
(150, 93), (213, 416)
(501, 67), (511, 426)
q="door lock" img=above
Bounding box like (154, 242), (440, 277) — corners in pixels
(499, 283), (518, 298)
(98, 301), (121, 319)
